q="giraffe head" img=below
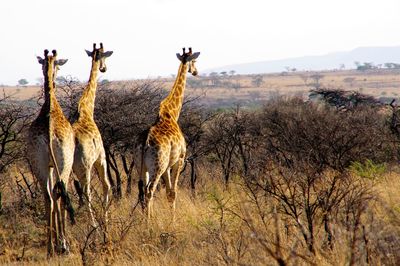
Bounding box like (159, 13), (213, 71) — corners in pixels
(85, 43), (113, 73)
(176, 47), (200, 76)
(37, 49), (68, 80)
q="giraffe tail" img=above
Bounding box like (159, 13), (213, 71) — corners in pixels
(54, 180), (76, 225)
(137, 129), (149, 209)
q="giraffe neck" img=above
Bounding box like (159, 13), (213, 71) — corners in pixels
(159, 63), (188, 121)
(41, 59), (63, 180)
(38, 62), (59, 122)
(78, 59), (99, 120)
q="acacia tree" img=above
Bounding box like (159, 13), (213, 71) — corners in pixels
(17, 79), (28, 86)
(94, 81), (165, 198)
(179, 99), (215, 193)
(203, 106), (256, 186)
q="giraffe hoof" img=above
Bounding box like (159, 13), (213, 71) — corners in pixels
(167, 191), (176, 203)
(56, 239), (70, 255)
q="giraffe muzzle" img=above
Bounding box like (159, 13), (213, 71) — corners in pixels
(100, 66), (107, 73)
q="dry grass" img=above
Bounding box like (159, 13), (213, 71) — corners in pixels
(1, 165), (400, 265)
(4, 69), (400, 105)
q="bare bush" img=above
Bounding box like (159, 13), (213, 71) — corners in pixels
(94, 81), (165, 198)
(258, 98), (394, 171)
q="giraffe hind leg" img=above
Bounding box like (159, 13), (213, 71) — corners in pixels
(74, 179), (84, 208)
(77, 169), (97, 227)
(168, 157), (185, 221)
(145, 168), (164, 220)
(94, 157), (111, 223)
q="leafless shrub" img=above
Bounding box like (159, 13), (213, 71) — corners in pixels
(179, 100), (216, 193)
(258, 98), (394, 171)
(0, 93), (34, 213)
(94, 80), (165, 198)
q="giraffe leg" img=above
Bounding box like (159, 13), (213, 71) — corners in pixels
(162, 169), (173, 204)
(51, 178), (65, 254)
(168, 156), (185, 221)
(94, 157), (111, 219)
(138, 175), (147, 211)
(44, 177), (55, 257)
(74, 179), (84, 208)
(58, 179), (70, 254)
(94, 156), (111, 244)
(145, 168), (164, 220)
(44, 192), (55, 256)
(79, 169), (97, 227)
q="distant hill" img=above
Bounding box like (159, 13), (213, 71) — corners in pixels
(205, 46), (400, 75)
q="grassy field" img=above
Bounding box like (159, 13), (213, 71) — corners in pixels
(1, 164), (400, 265)
(3, 68), (400, 105)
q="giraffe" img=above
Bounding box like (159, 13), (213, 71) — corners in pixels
(27, 49), (75, 256)
(137, 47), (200, 220)
(72, 43), (112, 226)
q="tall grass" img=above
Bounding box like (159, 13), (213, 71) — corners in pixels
(1, 165), (399, 265)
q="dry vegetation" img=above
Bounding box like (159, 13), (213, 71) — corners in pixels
(1, 72), (400, 265)
(4, 68), (400, 106)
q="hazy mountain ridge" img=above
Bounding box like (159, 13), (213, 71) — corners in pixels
(206, 46), (400, 74)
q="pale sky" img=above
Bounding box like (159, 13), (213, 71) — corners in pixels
(1, 0), (400, 85)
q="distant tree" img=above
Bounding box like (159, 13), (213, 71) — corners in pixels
(229, 70), (236, 76)
(100, 79), (110, 85)
(220, 71), (228, 77)
(17, 79), (28, 86)
(339, 63), (346, 70)
(209, 72), (219, 77)
(355, 62), (375, 71)
(385, 63), (394, 69)
(209, 72), (219, 87)
(384, 62), (400, 69)
(251, 75), (263, 87)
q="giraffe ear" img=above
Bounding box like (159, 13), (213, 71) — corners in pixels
(176, 53), (183, 62)
(187, 52), (200, 62)
(37, 56), (44, 65)
(55, 59), (68, 66)
(85, 50), (93, 57)
(102, 51), (113, 58)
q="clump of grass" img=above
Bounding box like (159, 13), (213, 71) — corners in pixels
(350, 159), (386, 180)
